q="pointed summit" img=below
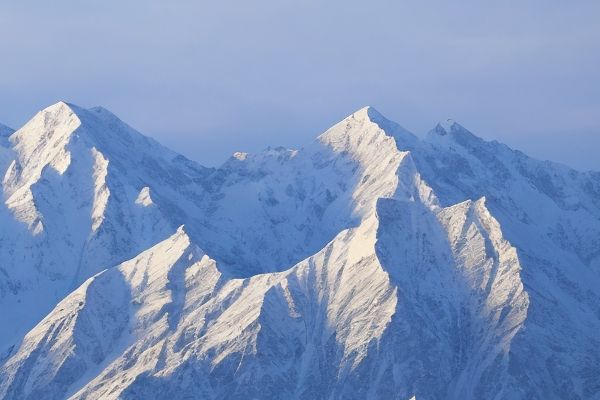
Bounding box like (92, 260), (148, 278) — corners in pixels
(5, 102), (86, 198)
(346, 106), (411, 135)
(11, 101), (82, 146)
(437, 118), (458, 134)
(427, 118), (484, 150)
(430, 118), (468, 136)
(2, 101), (208, 236)
(348, 105), (382, 121)
(10, 101), (159, 155)
(318, 106), (417, 150)
(7, 101), (190, 182)
(134, 224), (206, 267)
(350, 106), (392, 128)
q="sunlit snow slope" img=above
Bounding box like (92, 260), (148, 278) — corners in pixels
(1, 103), (599, 399)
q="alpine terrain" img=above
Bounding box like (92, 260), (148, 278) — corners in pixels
(0, 102), (599, 400)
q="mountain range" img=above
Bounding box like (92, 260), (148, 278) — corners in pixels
(0, 102), (599, 399)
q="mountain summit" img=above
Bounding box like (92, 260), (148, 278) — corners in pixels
(0, 102), (599, 400)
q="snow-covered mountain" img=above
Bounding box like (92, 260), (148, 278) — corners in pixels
(0, 102), (212, 348)
(0, 103), (599, 399)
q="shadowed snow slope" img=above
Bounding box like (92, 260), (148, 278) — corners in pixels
(0, 122), (14, 174)
(0, 103), (599, 399)
(0, 122), (14, 147)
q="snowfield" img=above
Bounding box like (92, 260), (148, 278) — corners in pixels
(0, 103), (599, 399)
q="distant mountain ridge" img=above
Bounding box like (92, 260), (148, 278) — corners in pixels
(0, 102), (599, 399)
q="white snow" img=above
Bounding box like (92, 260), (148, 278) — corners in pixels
(0, 102), (598, 400)
(135, 186), (154, 207)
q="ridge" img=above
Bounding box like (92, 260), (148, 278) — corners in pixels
(317, 106), (417, 154)
(429, 118), (470, 136)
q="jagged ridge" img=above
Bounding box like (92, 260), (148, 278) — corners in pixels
(0, 103), (598, 399)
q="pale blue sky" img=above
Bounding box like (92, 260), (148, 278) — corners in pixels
(1, 1), (599, 169)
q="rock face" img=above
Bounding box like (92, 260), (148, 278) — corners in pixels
(0, 103), (599, 399)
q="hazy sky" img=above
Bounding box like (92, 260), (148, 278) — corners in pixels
(1, 1), (599, 170)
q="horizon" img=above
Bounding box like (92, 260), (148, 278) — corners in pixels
(1, 1), (599, 170)
(6, 100), (595, 173)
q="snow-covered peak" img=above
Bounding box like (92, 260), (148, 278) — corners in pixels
(429, 118), (470, 138)
(435, 118), (458, 134)
(4, 102), (84, 198)
(11, 101), (81, 143)
(3, 101), (203, 203)
(5, 101), (114, 177)
(352, 106), (400, 131)
(427, 118), (481, 146)
(129, 224), (205, 266)
(0, 102), (208, 300)
(1, 103), (599, 399)
(318, 106), (417, 150)
(348, 105), (381, 121)
(38, 100), (78, 116)
(8, 101), (183, 167)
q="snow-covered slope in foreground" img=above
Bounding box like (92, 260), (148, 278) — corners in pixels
(1, 103), (599, 399)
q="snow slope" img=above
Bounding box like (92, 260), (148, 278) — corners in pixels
(0, 103), (599, 399)
(0, 102), (209, 346)
(0, 122), (14, 174)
